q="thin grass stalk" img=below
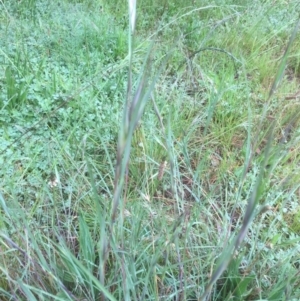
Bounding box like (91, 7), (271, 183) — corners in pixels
(244, 19), (300, 176)
(111, 0), (137, 226)
(111, 16), (173, 228)
(109, 3), (137, 298)
(108, 1), (175, 298)
(199, 18), (300, 301)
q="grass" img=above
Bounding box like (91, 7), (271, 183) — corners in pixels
(0, 0), (300, 300)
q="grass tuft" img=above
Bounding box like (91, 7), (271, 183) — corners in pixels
(0, 0), (300, 300)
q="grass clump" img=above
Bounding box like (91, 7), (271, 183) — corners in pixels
(0, 0), (300, 300)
